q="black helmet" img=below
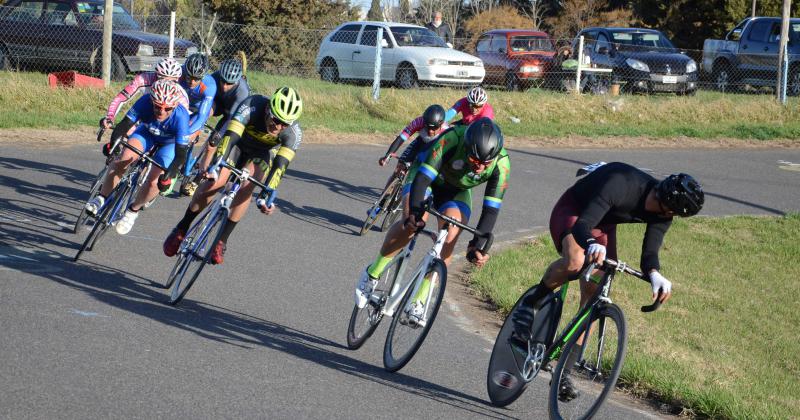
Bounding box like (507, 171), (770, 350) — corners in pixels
(655, 173), (704, 217)
(218, 59), (243, 84)
(184, 53), (209, 79)
(422, 104), (445, 129)
(464, 117), (503, 162)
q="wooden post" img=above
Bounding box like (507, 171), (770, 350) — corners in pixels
(101, 0), (114, 86)
(776, 0), (791, 101)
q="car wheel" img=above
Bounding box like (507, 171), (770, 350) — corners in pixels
(505, 73), (520, 91)
(787, 66), (800, 96)
(110, 51), (126, 81)
(320, 59), (339, 83)
(713, 64), (734, 93)
(396, 65), (418, 89)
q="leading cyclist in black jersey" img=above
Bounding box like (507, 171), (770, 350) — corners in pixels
(513, 161), (704, 400)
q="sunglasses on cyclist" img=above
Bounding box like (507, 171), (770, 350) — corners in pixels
(153, 104), (175, 113)
(467, 155), (493, 167)
(470, 103), (483, 109)
(269, 114), (288, 127)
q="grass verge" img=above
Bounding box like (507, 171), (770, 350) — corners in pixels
(470, 214), (800, 419)
(1, 70), (800, 141)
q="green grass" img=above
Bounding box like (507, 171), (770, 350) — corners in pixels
(470, 214), (800, 419)
(2, 69), (800, 141)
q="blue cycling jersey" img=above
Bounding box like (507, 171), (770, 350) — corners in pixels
(126, 95), (191, 146)
(179, 73), (217, 133)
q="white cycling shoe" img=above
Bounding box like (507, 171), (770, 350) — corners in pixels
(85, 196), (105, 217)
(115, 209), (139, 235)
(354, 267), (378, 309)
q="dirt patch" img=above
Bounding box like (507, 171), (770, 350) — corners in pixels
(2, 126), (798, 149)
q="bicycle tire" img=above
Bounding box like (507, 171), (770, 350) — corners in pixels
(383, 258), (447, 372)
(162, 202), (219, 289)
(360, 178), (400, 236)
(346, 253), (405, 350)
(73, 178), (131, 261)
(72, 166), (107, 234)
(487, 285), (562, 407)
(379, 181), (404, 232)
(549, 303), (627, 420)
(168, 209), (227, 305)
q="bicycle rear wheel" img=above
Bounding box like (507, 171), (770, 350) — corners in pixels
(379, 182), (404, 232)
(549, 303), (627, 420)
(346, 253), (405, 350)
(73, 166), (107, 234)
(383, 258), (447, 372)
(74, 179), (131, 261)
(360, 178), (400, 236)
(168, 209), (227, 305)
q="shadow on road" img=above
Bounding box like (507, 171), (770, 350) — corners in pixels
(285, 168), (380, 205)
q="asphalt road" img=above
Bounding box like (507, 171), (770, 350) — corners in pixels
(1, 142), (798, 419)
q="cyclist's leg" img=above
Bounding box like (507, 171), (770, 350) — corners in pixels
(434, 188), (472, 266)
(97, 135), (144, 197)
(130, 142), (173, 211)
(182, 130), (203, 178)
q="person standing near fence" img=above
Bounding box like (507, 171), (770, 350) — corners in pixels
(426, 11), (453, 46)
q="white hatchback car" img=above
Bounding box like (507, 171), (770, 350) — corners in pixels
(315, 21), (485, 88)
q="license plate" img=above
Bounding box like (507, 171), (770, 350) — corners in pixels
(457, 70), (468, 77)
(662, 75), (677, 84)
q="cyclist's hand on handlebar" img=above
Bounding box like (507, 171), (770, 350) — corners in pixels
(378, 153), (395, 166)
(466, 246), (490, 268)
(208, 131), (223, 147)
(259, 202), (276, 215)
(585, 242), (606, 264)
(99, 117), (113, 130)
(648, 271), (672, 304)
(403, 214), (425, 231)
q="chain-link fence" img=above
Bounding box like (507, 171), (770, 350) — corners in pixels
(0, 3), (796, 98)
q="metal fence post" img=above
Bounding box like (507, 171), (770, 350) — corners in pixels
(101, 0), (114, 86)
(372, 27), (383, 101)
(169, 11), (176, 58)
(781, 42), (789, 104)
(575, 35), (584, 95)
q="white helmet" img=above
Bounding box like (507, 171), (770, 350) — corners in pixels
(150, 79), (182, 107)
(467, 86), (488, 106)
(155, 58), (182, 79)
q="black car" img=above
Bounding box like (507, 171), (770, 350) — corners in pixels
(572, 27), (698, 95)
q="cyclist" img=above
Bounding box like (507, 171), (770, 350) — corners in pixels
(184, 58), (252, 196)
(162, 87), (303, 265)
(368, 104), (449, 218)
(444, 86), (494, 126)
(101, 57), (189, 130)
(85, 80), (191, 235)
(354, 117), (511, 325)
(177, 53), (217, 195)
(511, 162), (704, 401)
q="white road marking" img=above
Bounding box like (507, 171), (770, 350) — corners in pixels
(69, 309), (108, 318)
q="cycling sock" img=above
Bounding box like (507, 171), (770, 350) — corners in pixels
(412, 277), (431, 304)
(176, 208), (200, 232)
(367, 254), (393, 278)
(219, 220), (238, 243)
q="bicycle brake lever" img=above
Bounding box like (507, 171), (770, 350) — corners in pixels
(640, 290), (663, 313)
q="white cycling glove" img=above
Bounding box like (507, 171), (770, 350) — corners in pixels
(586, 243), (606, 261)
(649, 271), (672, 296)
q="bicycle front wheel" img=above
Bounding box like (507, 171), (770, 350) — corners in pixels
(549, 303), (627, 420)
(379, 181), (404, 232)
(73, 166), (107, 234)
(383, 258), (447, 372)
(360, 179), (399, 236)
(346, 253), (405, 350)
(73, 179), (132, 261)
(168, 209), (227, 305)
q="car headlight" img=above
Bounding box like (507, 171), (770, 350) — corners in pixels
(474, 60), (483, 67)
(185, 47), (198, 57)
(686, 59), (697, 73)
(625, 58), (649, 72)
(136, 44), (154, 56)
(519, 65), (541, 73)
(427, 58), (448, 66)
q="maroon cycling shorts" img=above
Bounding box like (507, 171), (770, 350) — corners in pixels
(549, 190), (617, 259)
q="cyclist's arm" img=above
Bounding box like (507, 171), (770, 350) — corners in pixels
(263, 124), (302, 190)
(213, 98), (251, 160)
(408, 131), (456, 217)
(187, 82), (216, 134)
(105, 72), (152, 121)
(165, 109), (192, 178)
(387, 116), (424, 156)
(444, 98), (465, 123)
(571, 176), (623, 250)
(471, 153), (510, 249)
(641, 219), (672, 273)
(482, 103), (496, 120)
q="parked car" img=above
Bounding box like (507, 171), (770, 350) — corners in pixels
(474, 29), (556, 91)
(0, 0), (197, 80)
(315, 21), (485, 88)
(702, 17), (800, 94)
(572, 27), (698, 95)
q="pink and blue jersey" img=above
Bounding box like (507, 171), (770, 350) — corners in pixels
(105, 72), (189, 121)
(444, 97), (495, 125)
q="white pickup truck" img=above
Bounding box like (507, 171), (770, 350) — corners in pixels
(702, 17), (800, 94)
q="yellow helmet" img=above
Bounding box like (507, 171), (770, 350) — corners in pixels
(270, 87), (303, 124)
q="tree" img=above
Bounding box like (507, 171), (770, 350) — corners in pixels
(368, 0), (383, 20)
(462, 5), (533, 52)
(545, 0), (633, 41)
(400, 0), (410, 21)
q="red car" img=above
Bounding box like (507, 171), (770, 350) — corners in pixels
(475, 29), (556, 91)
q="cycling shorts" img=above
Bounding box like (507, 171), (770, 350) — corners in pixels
(128, 129), (176, 169)
(225, 139), (274, 175)
(402, 170), (472, 222)
(549, 190), (617, 259)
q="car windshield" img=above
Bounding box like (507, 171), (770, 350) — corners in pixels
(74, 3), (141, 30)
(391, 27), (448, 47)
(509, 36), (554, 52)
(610, 32), (677, 52)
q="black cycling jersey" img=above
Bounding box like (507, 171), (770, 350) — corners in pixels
(567, 162), (672, 272)
(211, 72), (251, 120)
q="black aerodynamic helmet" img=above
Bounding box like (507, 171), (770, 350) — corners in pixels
(184, 53), (209, 79)
(464, 117), (503, 162)
(422, 104), (445, 129)
(655, 173), (704, 217)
